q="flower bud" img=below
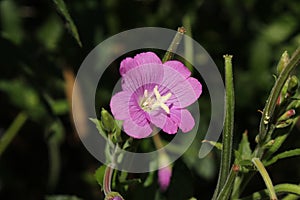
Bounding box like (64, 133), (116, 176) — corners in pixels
(276, 51), (289, 75)
(278, 109), (296, 122)
(158, 166), (172, 191)
(287, 75), (299, 96)
(101, 108), (116, 133)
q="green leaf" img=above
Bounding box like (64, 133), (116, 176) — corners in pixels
(262, 14), (297, 45)
(0, 80), (46, 120)
(45, 120), (65, 190)
(143, 171), (155, 187)
(202, 140), (223, 151)
(264, 148), (300, 166)
(45, 195), (83, 200)
(89, 118), (108, 140)
(240, 184), (300, 200)
(94, 165), (107, 188)
(36, 14), (63, 51)
(236, 131), (252, 161)
(52, 0), (82, 47)
(0, 112), (28, 156)
(0, 0), (23, 44)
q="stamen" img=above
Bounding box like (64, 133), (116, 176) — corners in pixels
(153, 86), (172, 114)
(140, 86), (172, 114)
(144, 89), (148, 98)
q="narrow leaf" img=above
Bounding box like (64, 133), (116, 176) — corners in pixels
(241, 184), (300, 200)
(52, 0), (82, 47)
(264, 148), (300, 166)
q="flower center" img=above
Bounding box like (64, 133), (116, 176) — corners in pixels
(140, 85), (172, 114)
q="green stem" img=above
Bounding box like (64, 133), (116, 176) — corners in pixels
(162, 27), (186, 63)
(257, 47), (300, 156)
(252, 158), (277, 200)
(213, 55), (235, 199)
(216, 165), (239, 200)
(0, 112), (28, 156)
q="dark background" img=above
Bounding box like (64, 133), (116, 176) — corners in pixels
(0, 0), (300, 199)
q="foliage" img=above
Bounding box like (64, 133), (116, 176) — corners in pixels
(0, 0), (300, 200)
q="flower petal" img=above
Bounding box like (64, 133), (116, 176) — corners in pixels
(123, 119), (152, 138)
(120, 57), (135, 76)
(163, 60), (191, 78)
(178, 109), (195, 133)
(134, 52), (162, 66)
(149, 110), (167, 130)
(188, 77), (202, 99)
(129, 104), (149, 126)
(160, 66), (201, 108)
(162, 117), (178, 134)
(121, 63), (164, 93)
(120, 52), (162, 76)
(110, 91), (132, 120)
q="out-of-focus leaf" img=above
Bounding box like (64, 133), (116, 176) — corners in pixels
(0, 0), (23, 44)
(264, 148), (300, 166)
(143, 171), (155, 187)
(51, 99), (69, 115)
(262, 14), (297, 45)
(36, 14), (63, 51)
(94, 165), (106, 188)
(0, 80), (46, 120)
(45, 120), (65, 190)
(52, 0), (82, 47)
(45, 195), (83, 200)
(0, 112), (27, 156)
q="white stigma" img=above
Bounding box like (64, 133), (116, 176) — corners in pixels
(140, 85), (172, 114)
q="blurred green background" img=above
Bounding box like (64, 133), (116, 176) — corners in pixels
(0, 0), (300, 199)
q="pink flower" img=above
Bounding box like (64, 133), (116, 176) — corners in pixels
(110, 52), (202, 138)
(158, 166), (172, 191)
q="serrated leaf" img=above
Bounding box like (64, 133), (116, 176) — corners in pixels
(237, 131), (252, 161)
(94, 165), (106, 188)
(45, 195), (83, 200)
(264, 148), (300, 166)
(52, 0), (82, 47)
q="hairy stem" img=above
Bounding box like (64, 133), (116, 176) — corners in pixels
(213, 55), (235, 199)
(257, 47), (300, 157)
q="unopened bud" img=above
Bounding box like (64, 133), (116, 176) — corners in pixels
(278, 109), (296, 122)
(287, 75), (299, 96)
(276, 51), (289, 75)
(101, 108), (116, 133)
